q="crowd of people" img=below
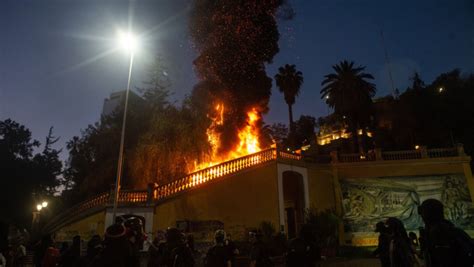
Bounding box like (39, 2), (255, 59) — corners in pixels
(21, 219), (319, 267)
(1, 198), (472, 267)
(372, 198), (474, 267)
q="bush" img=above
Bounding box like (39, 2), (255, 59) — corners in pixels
(304, 208), (340, 248)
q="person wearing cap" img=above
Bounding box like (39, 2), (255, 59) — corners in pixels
(92, 223), (138, 267)
(418, 198), (474, 267)
(204, 229), (231, 267)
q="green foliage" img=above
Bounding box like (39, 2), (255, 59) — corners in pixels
(61, 93), (146, 204)
(275, 64), (304, 107)
(128, 100), (211, 187)
(304, 208), (340, 247)
(62, 58), (213, 203)
(258, 221), (287, 256)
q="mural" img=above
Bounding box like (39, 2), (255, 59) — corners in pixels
(341, 174), (474, 233)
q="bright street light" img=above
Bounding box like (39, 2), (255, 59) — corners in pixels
(118, 31), (139, 53)
(439, 87), (444, 93)
(42, 201), (48, 208)
(112, 30), (139, 222)
(36, 204), (42, 211)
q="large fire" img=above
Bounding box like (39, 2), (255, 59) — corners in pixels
(194, 102), (262, 171)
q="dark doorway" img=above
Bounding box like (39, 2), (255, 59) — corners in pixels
(282, 171), (305, 239)
(285, 208), (296, 238)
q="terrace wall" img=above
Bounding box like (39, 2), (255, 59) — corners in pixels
(153, 162), (280, 241)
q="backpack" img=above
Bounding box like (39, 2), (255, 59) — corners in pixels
(427, 222), (474, 267)
(205, 245), (228, 267)
(449, 227), (474, 266)
(170, 245), (194, 267)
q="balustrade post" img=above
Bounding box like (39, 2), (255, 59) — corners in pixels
(146, 183), (155, 204)
(456, 143), (465, 156)
(108, 184), (115, 205)
(420, 146), (428, 158)
(374, 148), (383, 161)
(330, 151), (338, 163)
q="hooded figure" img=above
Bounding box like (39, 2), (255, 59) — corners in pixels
(372, 221), (390, 267)
(418, 198), (474, 267)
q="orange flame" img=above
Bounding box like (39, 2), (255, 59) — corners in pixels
(195, 102), (262, 171)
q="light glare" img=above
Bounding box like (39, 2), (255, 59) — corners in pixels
(118, 31), (139, 53)
(36, 204), (42, 211)
(42, 201), (48, 208)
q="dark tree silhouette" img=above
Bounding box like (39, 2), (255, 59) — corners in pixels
(320, 60), (376, 152)
(410, 72), (425, 91)
(275, 64), (304, 134)
(294, 115), (317, 147)
(0, 119), (62, 227)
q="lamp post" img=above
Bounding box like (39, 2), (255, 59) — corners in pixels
(32, 201), (48, 235)
(112, 31), (139, 222)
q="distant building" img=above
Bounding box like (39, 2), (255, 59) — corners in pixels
(316, 96), (397, 148)
(101, 90), (143, 118)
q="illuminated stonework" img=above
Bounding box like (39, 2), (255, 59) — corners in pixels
(317, 128), (373, 146)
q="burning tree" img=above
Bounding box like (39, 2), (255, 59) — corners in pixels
(190, 0), (284, 167)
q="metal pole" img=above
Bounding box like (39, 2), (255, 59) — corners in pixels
(112, 52), (134, 222)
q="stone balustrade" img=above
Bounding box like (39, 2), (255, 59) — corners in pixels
(44, 145), (467, 233)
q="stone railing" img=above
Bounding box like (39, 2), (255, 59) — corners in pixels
(334, 144), (465, 163)
(44, 145), (466, 232)
(427, 147), (459, 158)
(154, 148), (277, 200)
(278, 151), (302, 160)
(382, 150), (422, 161)
(44, 148), (296, 232)
(118, 190), (148, 203)
(45, 192), (110, 231)
(338, 153), (376, 162)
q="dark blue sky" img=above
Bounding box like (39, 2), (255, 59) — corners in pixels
(1, 0), (473, 159)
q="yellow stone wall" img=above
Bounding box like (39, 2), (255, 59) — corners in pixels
(52, 156), (473, 246)
(153, 162), (279, 240)
(307, 166), (336, 211)
(55, 211), (106, 242)
(334, 158), (468, 179)
(331, 157), (473, 246)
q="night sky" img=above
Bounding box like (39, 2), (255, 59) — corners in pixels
(1, 0), (473, 160)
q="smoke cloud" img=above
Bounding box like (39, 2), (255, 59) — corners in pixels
(190, 0), (284, 156)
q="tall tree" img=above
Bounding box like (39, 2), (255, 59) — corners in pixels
(32, 127), (62, 194)
(320, 60), (376, 152)
(275, 64), (304, 134)
(294, 115), (317, 147)
(0, 119), (61, 227)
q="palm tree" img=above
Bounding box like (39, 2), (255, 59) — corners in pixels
(320, 60), (376, 152)
(275, 64), (304, 134)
